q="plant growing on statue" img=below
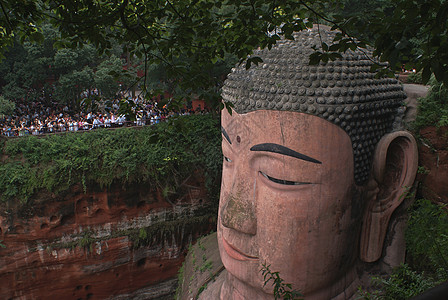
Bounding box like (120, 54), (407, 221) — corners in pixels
(261, 263), (303, 300)
(174, 263), (185, 300)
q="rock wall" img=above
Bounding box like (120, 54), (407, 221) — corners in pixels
(0, 175), (216, 299)
(417, 126), (448, 205)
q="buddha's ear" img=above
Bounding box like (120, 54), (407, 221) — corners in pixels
(360, 131), (418, 262)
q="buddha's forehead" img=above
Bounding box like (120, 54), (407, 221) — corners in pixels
(222, 109), (352, 156)
(221, 28), (406, 184)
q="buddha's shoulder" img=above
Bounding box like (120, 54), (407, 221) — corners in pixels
(177, 232), (226, 300)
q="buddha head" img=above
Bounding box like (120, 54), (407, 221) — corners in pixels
(217, 27), (418, 299)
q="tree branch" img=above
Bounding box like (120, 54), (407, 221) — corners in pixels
(166, 0), (185, 21)
(0, 0), (13, 33)
(299, 1), (380, 66)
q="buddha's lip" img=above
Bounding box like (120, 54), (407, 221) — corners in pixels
(222, 237), (258, 261)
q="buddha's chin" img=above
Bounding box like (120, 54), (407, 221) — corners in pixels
(218, 240), (262, 290)
(220, 270), (275, 300)
(221, 250), (340, 297)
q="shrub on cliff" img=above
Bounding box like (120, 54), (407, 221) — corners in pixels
(405, 199), (448, 279)
(0, 114), (222, 205)
(414, 77), (448, 129)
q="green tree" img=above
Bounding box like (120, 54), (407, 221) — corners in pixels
(145, 52), (237, 109)
(0, 22), (127, 110)
(0, 95), (15, 116)
(55, 66), (94, 109)
(1, 0), (447, 107)
(0, 39), (50, 102)
(0, 0), (44, 59)
(53, 48), (79, 72)
(94, 55), (123, 98)
(0, 24), (57, 104)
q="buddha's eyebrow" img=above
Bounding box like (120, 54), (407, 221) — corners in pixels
(250, 143), (322, 164)
(221, 126), (232, 144)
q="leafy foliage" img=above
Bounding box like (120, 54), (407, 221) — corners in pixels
(0, 25), (56, 103)
(0, 95), (15, 116)
(94, 55), (125, 98)
(414, 77), (448, 129)
(0, 0), (44, 59)
(145, 53), (237, 111)
(333, 0), (448, 84)
(261, 263), (303, 300)
(358, 264), (439, 300)
(0, 23), (132, 109)
(55, 66), (95, 108)
(2, 0), (448, 109)
(0, 114), (222, 204)
(405, 199), (448, 279)
(407, 71), (423, 84)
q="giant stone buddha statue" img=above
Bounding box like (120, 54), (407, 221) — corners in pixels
(179, 26), (418, 300)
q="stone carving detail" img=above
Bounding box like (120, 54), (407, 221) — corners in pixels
(178, 26), (419, 300)
(222, 28), (407, 184)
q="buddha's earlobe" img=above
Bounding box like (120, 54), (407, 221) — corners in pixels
(360, 131), (418, 262)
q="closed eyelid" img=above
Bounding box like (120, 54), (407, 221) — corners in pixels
(259, 171), (313, 186)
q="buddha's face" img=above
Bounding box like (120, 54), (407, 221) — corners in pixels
(217, 109), (365, 296)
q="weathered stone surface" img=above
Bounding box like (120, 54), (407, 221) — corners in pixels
(418, 126), (448, 204)
(0, 174), (215, 299)
(215, 108), (418, 299)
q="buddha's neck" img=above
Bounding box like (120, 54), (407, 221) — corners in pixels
(220, 266), (360, 300)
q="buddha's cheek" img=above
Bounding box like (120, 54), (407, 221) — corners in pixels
(254, 185), (310, 282)
(255, 183), (359, 293)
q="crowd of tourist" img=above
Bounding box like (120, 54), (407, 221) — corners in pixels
(0, 94), (207, 137)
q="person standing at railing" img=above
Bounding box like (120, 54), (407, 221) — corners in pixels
(110, 112), (116, 127)
(92, 116), (100, 129)
(104, 115), (111, 128)
(98, 114), (105, 127)
(82, 119), (90, 130)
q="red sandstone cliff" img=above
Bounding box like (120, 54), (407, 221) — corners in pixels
(0, 176), (215, 299)
(418, 126), (448, 205)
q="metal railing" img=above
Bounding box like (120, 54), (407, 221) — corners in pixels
(1, 118), (168, 137)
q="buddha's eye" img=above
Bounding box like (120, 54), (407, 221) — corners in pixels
(224, 156), (232, 163)
(260, 171), (311, 186)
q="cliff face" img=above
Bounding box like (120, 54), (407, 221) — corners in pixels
(418, 126), (448, 205)
(0, 174), (216, 299)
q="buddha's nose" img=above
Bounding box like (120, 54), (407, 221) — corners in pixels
(221, 179), (257, 235)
